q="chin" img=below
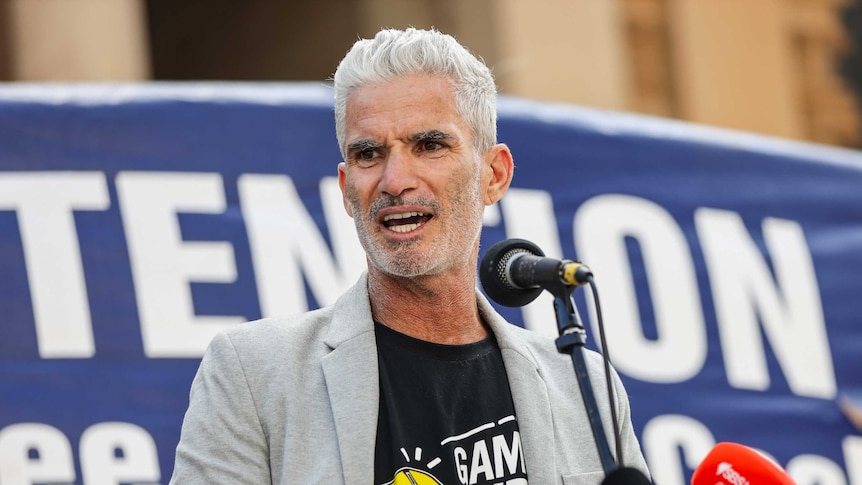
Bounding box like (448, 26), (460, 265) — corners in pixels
(370, 252), (443, 279)
(377, 261), (437, 279)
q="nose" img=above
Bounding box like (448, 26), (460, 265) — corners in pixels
(378, 150), (419, 197)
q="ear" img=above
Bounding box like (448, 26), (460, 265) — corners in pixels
(337, 162), (354, 218)
(482, 143), (514, 206)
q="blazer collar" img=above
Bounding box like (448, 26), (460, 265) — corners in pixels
(321, 272), (378, 485)
(321, 274), (556, 484)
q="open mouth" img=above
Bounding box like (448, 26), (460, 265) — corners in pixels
(382, 211), (433, 233)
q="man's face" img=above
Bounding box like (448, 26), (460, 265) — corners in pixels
(337, 74), (487, 278)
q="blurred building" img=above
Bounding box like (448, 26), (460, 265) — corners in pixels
(0, 0), (859, 148)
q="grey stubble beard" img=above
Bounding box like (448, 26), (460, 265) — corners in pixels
(345, 176), (484, 279)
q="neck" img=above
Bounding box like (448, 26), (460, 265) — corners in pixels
(367, 266), (487, 345)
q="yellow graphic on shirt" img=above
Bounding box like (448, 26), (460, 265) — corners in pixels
(385, 466), (444, 485)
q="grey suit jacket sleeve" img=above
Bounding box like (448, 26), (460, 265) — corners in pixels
(170, 332), (270, 484)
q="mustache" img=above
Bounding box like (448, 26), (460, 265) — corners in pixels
(369, 194), (441, 219)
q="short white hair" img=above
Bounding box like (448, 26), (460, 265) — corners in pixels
(332, 28), (498, 158)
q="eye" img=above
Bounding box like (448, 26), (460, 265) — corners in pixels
(357, 148), (378, 160)
(413, 130), (452, 155)
(420, 141), (445, 152)
(348, 147), (382, 167)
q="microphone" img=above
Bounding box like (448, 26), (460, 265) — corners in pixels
(481, 238), (625, 473)
(692, 442), (795, 485)
(601, 467), (652, 485)
(480, 238), (592, 307)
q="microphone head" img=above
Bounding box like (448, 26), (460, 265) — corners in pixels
(479, 238), (545, 307)
(692, 442), (795, 485)
(601, 467), (652, 485)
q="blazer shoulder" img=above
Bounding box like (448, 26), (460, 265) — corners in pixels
(216, 305), (337, 359)
(502, 322), (613, 381)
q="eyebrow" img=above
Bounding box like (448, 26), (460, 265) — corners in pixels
(408, 130), (454, 143)
(346, 139), (384, 155)
(345, 130), (456, 157)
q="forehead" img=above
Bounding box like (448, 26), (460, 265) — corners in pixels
(344, 74), (469, 142)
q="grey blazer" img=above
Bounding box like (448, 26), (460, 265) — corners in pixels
(169, 273), (650, 484)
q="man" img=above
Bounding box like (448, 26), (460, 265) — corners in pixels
(170, 28), (650, 484)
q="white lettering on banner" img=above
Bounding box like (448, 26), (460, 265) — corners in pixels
(3, 418), (853, 485)
(694, 209), (836, 399)
(0, 423), (76, 485)
(483, 199), (502, 226)
(320, 176), (368, 289)
(116, 171), (243, 358)
(786, 455), (848, 485)
(641, 415), (859, 485)
(499, 188), (564, 338)
(0, 422), (163, 485)
(80, 422), (160, 485)
(641, 414), (715, 485)
(0, 172), (109, 358)
(238, 174), (364, 317)
(0, 171), (838, 386)
(574, 194), (708, 382)
(844, 436), (862, 485)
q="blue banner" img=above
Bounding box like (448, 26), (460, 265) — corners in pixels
(0, 83), (860, 485)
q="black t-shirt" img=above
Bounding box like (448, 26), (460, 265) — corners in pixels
(374, 322), (529, 485)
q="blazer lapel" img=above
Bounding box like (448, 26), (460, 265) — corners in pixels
(321, 273), (379, 485)
(319, 279), (560, 483)
(479, 292), (558, 484)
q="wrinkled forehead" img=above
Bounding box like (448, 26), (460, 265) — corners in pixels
(344, 74), (471, 141)
(345, 73), (457, 112)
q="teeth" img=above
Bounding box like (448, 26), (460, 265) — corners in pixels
(390, 223), (420, 233)
(383, 211), (425, 221)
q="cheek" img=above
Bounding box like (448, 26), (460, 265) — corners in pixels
(446, 172), (483, 214)
(345, 182), (361, 210)
(340, 183), (354, 218)
(344, 180), (374, 222)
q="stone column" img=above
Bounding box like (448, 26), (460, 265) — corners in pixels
(4, 0), (150, 81)
(667, 0), (804, 139)
(494, 0), (631, 110)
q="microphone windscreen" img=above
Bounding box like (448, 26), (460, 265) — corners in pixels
(601, 467), (652, 485)
(479, 238), (544, 307)
(691, 442), (795, 485)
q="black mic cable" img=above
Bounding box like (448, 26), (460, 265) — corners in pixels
(480, 238), (624, 468)
(586, 272), (624, 469)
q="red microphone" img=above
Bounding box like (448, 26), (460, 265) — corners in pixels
(691, 442), (796, 485)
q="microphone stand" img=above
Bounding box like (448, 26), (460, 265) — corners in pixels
(550, 282), (617, 475)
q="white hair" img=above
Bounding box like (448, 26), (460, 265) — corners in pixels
(332, 28), (498, 158)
